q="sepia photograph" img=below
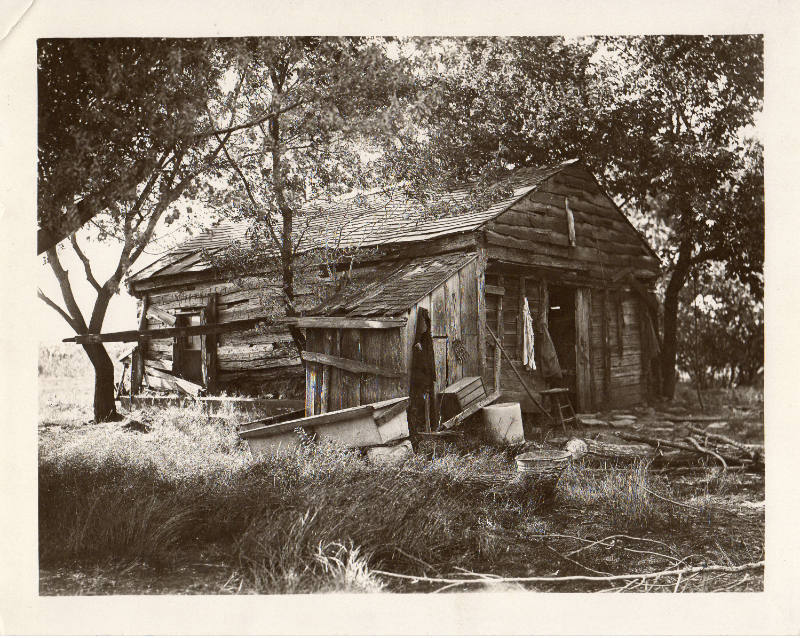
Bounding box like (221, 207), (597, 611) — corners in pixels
(2, 0), (798, 633)
(35, 33), (766, 595)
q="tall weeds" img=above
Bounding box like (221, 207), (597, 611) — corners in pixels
(40, 399), (699, 593)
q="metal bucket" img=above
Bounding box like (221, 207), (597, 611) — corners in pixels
(515, 449), (572, 473)
(514, 450), (571, 508)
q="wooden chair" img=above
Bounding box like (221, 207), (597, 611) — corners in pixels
(539, 387), (577, 434)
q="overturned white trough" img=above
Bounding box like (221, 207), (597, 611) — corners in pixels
(239, 397), (409, 457)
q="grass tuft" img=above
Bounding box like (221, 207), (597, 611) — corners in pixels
(558, 459), (691, 530)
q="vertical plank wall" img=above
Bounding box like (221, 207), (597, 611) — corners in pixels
(485, 269), (646, 411)
(484, 270), (547, 411)
(402, 257), (481, 396)
(305, 326), (405, 415)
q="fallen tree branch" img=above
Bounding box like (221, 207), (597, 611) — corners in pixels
(543, 543), (611, 576)
(641, 484), (702, 510)
(687, 425), (763, 458)
(614, 431), (753, 468)
(372, 560), (764, 587)
(686, 435), (728, 471)
(539, 533), (673, 557)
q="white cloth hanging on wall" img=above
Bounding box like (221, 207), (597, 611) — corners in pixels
(522, 297), (536, 370)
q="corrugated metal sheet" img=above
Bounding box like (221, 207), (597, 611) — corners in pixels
(129, 160), (576, 283)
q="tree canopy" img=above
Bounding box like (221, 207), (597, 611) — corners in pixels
(394, 35), (763, 394)
(37, 38), (233, 253)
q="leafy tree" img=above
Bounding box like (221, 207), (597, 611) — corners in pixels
(402, 36), (763, 397)
(677, 263), (764, 389)
(204, 37), (416, 351)
(37, 38), (241, 421)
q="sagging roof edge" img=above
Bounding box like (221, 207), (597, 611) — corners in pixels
(340, 252), (479, 319)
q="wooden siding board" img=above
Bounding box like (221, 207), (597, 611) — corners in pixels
(430, 285), (447, 337)
(339, 329), (362, 410)
(445, 272), (462, 386)
(433, 337), (447, 396)
(476, 248), (488, 384)
(360, 330), (382, 405)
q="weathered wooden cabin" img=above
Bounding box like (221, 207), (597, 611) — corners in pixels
(123, 159), (660, 416)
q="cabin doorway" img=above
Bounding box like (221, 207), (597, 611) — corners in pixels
(173, 313), (203, 384)
(546, 285), (577, 406)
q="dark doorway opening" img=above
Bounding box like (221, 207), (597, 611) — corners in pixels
(173, 313), (203, 384)
(547, 285), (577, 405)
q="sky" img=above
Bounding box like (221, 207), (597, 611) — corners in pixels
(37, 210), (216, 343)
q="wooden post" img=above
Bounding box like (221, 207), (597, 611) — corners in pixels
(494, 274), (504, 393)
(476, 248), (488, 388)
(601, 289), (611, 405)
(201, 293), (218, 394)
(575, 288), (592, 412)
(131, 295), (149, 395)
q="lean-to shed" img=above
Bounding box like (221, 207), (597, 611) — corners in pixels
(120, 158), (661, 416)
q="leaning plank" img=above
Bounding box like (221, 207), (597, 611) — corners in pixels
(143, 366), (202, 397)
(438, 390), (502, 431)
(301, 351), (405, 379)
(485, 324), (551, 417)
(146, 304), (177, 327)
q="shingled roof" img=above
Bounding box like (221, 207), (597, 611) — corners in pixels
(313, 252), (477, 317)
(129, 159), (579, 284)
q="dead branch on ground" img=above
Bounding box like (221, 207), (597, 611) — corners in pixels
(372, 560), (764, 589)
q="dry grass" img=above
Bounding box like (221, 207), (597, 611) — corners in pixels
(38, 377), (764, 594)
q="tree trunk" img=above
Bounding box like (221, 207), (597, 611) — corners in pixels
(661, 250), (691, 399)
(270, 93), (306, 354)
(83, 343), (119, 422)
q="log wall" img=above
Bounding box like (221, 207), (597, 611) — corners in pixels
(132, 275), (315, 396)
(484, 164), (659, 282)
(478, 163), (657, 411)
